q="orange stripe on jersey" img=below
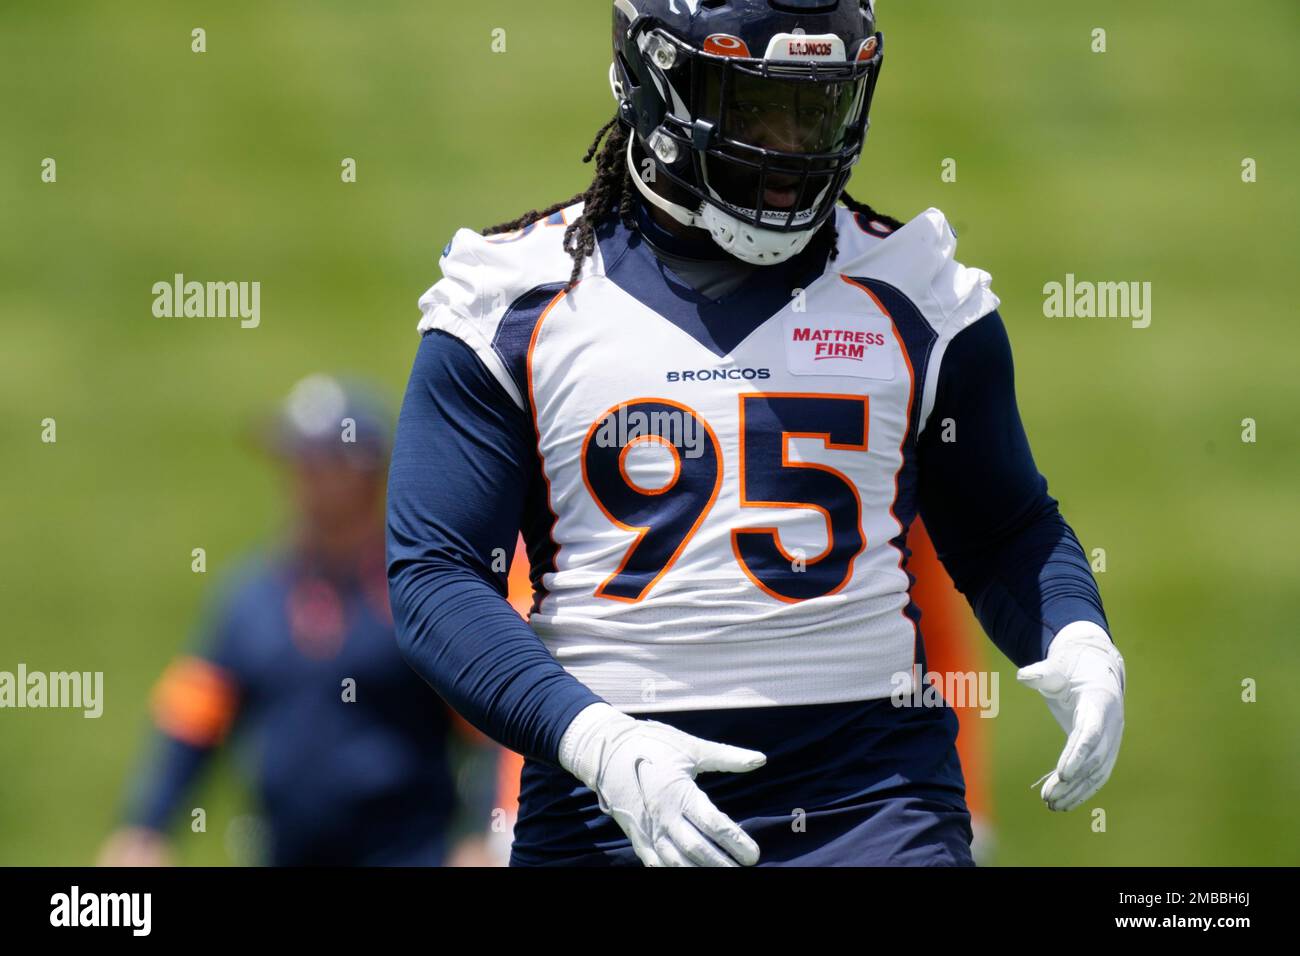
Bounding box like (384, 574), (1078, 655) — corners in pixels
(839, 275), (920, 661)
(150, 656), (239, 748)
(525, 288), (570, 599)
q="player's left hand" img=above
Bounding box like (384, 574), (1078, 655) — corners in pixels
(1016, 622), (1126, 812)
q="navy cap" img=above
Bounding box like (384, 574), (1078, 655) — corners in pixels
(264, 373), (392, 465)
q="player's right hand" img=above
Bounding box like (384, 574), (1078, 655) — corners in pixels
(558, 702), (766, 867)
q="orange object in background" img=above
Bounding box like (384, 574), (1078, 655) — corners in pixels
(495, 541), (533, 821)
(149, 656), (239, 748)
(494, 525), (994, 853)
(906, 520), (992, 835)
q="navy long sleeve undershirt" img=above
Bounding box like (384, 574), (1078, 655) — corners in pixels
(127, 734), (213, 832)
(917, 312), (1108, 667)
(387, 315), (1108, 764)
(386, 332), (602, 764)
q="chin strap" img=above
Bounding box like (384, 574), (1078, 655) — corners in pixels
(626, 135), (824, 267)
(626, 138), (702, 229)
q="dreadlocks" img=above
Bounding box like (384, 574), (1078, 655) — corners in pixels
(834, 191), (906, 259)
(482, 115), (637, 290)
(482, 114), (905, 288)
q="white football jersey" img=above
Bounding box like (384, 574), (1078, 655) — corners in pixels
(417, 202), (999, 713)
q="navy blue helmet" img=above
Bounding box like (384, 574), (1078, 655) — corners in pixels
(612, 0), (883, 264)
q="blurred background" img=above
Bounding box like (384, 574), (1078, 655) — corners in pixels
(1, 0), (1297, 865)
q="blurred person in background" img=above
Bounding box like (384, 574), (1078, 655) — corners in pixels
(99, 374), (499, 867)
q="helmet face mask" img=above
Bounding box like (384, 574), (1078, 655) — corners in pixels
(613, 0), (883, 263)
(697, 57), (867, 225)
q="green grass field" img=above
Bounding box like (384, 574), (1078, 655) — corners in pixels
(1, 0), (1297, 865)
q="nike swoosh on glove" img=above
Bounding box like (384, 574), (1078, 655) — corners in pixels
(558, 702), (766, 867)
(1017, 621), (1126, 812)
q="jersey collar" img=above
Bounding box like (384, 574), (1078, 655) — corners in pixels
(595, 203), (834, 358)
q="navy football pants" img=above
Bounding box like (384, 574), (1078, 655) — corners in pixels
(510, 696), (975, 867)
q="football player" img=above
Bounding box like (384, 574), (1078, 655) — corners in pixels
(387, 0), (1125, 866)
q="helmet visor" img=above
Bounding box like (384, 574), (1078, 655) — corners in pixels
(701, 65), (866, 154)
(696, 61), (867, 224)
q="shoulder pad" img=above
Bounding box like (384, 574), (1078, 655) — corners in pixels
(416, 202), (587, 406)
(834, 206), (999, 340)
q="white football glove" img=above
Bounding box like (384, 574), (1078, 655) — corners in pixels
(558, 702), (766, 867)
(1017, 621), (1126, 812)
